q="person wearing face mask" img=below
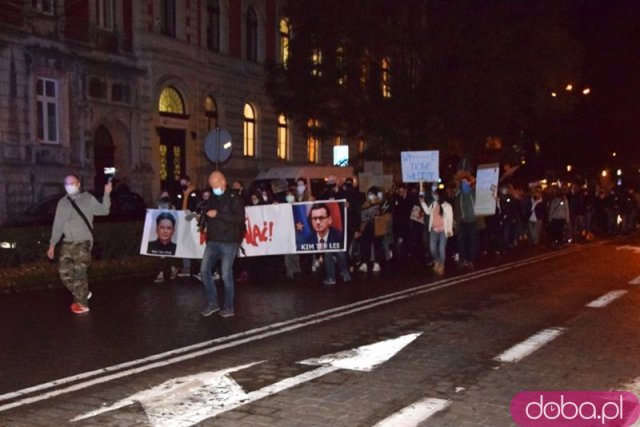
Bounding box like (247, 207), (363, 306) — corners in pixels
(295, 179), (314, 202)
(454, 176), (477, 269)
(420, 189), (453, 275)
(199, 171), (246, 318)
(354, 186), (387, 275)
(47, 174), (112, 314)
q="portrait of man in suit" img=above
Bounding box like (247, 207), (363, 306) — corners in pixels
(299, 203), (344, 251)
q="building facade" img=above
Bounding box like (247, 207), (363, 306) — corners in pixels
(0, 0), (358, 222)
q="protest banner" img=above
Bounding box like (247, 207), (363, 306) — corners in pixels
(140, 201), (348, 258)
(474, 163), (500, 216)
(401, 151), (440, 182)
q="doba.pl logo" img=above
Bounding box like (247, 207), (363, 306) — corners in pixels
(511, 391), (640, 427)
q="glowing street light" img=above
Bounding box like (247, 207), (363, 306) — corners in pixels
(617, 169), (623, 176)
(550, 92), (557, 97)
(602, 170), (608, 177)
(566, 164), (573, 172)
(612, 152), (617, 157)
(582, 88), (591, 95)
(565, 84), (573, 91)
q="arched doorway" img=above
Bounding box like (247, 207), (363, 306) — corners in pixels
(158, 86), (188, 194)
(94, 125), (115, 191)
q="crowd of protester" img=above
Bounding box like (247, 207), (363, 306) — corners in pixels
(155, 174), (640, 285)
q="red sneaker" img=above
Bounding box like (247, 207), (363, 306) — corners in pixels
(70, 303), (90, 314)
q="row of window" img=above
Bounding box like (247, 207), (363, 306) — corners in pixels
(157, 86), (364, 164)
(34, 77), (365, 164)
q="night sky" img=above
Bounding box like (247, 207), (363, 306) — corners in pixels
(570, 0), (640, 167)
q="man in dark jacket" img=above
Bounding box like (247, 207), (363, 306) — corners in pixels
(199, 171), (245, 318)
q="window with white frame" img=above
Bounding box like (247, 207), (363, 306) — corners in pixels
(36, 77), (59, 144)
(96, 0), (114, 30)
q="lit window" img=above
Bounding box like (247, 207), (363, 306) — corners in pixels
(206, 0), (220, 52)
(311, 48), (322, 77)
(336, 46), (347, 86)
(360, 54), (369, 89)
(279, 18), (291, 68)
(334, 135), (343, 146)
(307, 118), (320, 163)
(277, 114), (288, 160)
(205, 96), (218, 130)
(358, 139), (365, 155)
(158, 86), (185, 114)
(243, 103), (256, 157)
(96, 0), (114, 30)
(35, 77), (59, 144)
(246, 7), (257, 61)
(381, 57), (391, 98)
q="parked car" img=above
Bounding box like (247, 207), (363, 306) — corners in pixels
(1, 190), (147, 227)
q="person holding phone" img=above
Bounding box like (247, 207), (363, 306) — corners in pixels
(47, 174), (112, 314)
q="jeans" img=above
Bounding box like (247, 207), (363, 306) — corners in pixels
(429, 231), (447, 266)
(200, 241), (239, 310)
(324, 251), (351, 282)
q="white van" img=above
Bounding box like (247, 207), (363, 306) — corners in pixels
(253, 165), (356, 199)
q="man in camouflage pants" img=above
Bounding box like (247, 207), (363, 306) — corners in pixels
(47, 174), (112, 314)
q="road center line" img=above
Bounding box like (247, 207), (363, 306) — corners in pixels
(493, 327), (566, 363)
(373, 397), (451, 427)
(0, 243), (598, 412)
(586, 290), (628, 308)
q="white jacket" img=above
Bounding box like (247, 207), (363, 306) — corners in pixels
(420, 200), (454, 236)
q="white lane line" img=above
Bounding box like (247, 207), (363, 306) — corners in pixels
(586, 290), (628, 308)
(0, 243), (597, 412)
(629, 275), (640, 285)
(493, 328), (566, 363)
(373, 397), (451, 427)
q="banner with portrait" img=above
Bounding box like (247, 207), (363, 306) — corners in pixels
(139, 200), (348, 258)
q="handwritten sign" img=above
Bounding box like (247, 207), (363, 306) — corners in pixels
(474, 163), (500, 216)
(401, 151), (439, 183)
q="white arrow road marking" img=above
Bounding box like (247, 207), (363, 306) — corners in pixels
(71, 361), (262, 425)
(373, 397), (451, 427)
(71, 333), (422, 426)
(493, 328), (565, 363)
(629, 275), (640, 285)
(617, 245), (640, 254)
(586, 290), (628, 308)
(299, 332), (422, 372)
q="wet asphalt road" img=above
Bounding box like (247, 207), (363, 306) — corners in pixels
(1, 236), (640, 425)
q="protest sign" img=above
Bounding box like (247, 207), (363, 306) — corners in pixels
(474, 163), (500, 216)
(410, 205), (425, 224)
(401, 151), (439, 182)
